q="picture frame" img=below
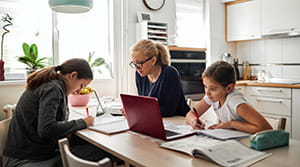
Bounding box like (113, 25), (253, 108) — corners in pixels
(137, 11), (152, 22)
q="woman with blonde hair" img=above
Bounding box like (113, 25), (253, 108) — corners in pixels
(128, 39), (190, 117)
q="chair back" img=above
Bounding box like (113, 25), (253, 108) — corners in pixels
(265, 116), (286, 130)
(3, 104), (16, 119)
(58, 138), (111, 167)
(0, 118), (11, 167)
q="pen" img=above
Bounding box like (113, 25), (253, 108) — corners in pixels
(86, 107), (89, 116)
(192, 107), (200, 124)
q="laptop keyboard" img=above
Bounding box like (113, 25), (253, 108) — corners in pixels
(165, 130), (180, 137)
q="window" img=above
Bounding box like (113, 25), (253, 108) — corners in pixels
(0, 0), (112, 80)
(54, 0), (112, 79)
(0, 0), (52, 78)
(175, 0), (207, 48)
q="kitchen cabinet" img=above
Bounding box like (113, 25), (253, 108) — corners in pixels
(261, 0), (300, 36)
(236, 85), (247, 96)
(226, 0), (261, 41)
(246, 86), (291, 135)
(292, 89), (300, 140)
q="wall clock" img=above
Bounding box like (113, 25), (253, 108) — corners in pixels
(143, 0), (166, 11)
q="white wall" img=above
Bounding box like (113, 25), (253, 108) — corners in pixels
(206, 0), (235, 65)
(0, 82), (25, 119)
(119, 0), (176, 95)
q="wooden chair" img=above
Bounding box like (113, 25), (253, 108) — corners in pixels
(0, 118), (11, 167)
(264, 115), (286, 130)
(3, 104), (16, 119)
(58, 138), (112, 167)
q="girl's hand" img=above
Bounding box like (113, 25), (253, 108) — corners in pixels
(208, 122), (231, 129)
(83, 116), (95, 127)
(120, 108), (127, 118)
(185, 111), (205, 129)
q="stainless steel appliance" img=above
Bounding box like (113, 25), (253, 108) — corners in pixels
(169, 49), (206, 100)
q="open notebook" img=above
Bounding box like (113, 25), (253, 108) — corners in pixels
(160, 135), (271, 167)
(88, 115), (129, 134)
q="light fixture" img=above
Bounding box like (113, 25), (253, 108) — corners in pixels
(49, 0), (93, 13)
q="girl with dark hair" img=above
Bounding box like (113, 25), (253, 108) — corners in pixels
(3, 58), (113, 167)
(127, 39), (190, 117)
(185, 61), (272, 134)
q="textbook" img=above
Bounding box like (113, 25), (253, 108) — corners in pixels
(88, 115), (129, 134)
(160, 135), (271, 167)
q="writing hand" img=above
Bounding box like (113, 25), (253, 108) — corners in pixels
(83, 116), (95, 127)
(185, 109), (205, 129)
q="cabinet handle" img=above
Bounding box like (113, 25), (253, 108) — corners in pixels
(256, 98), (282, 103)
(256, 88), (282, 92)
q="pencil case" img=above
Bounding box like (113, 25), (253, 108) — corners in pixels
(249, 130), (289, 151)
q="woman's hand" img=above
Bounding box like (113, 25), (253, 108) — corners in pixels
(83, 116), (95, 127)
(120, 108), (127, 118)
(185, 111), (205, 129)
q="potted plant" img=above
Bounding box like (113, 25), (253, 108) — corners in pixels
(68, 87), (94, 106)
(87, 51), (110, 74)
(17, 42), (48, 74)
(0, 13), (13, 81)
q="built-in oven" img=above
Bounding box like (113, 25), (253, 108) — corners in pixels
(169, 48), (206, 101)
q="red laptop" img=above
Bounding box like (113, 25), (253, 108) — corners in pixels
(120, 94), (195, 140)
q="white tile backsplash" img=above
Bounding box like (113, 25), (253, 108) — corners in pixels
(265, 66), (282, 79)
(250, 40), (265, 64)
(265, 39), (282, 63)
(282, 38), (300, 63)
(236, 37), (300, 80)
(282, 66), (300, 80)
(236, 41), (251, 63)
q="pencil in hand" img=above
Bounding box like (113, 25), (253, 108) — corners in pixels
(86, 107), (89, 117)
(192, 107), (204, 129)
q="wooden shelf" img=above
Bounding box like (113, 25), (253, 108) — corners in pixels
(168, 46), (206, 52)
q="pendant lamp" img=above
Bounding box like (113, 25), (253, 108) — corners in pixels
(49, 0), (93, 13)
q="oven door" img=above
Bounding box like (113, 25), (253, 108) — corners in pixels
(171, 61), (205, 100)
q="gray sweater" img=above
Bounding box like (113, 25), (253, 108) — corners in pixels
(4, 79), (87, 160)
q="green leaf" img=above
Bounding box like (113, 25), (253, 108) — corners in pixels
(91, 58), (105, 67)
(22, 43), (30, 57)
(18, 57), (34, 68)
(30, 44), (38, 60)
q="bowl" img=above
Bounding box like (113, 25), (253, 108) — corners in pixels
(68, 94), (91, 106)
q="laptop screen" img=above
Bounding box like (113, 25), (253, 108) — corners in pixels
(120, 94), (167, 140)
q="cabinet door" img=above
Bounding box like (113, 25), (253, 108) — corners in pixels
(227, 0), (261, 41)
(292, 89), (300, 140)
(261, 113), (291, 134)
(261, 0), (300, 35)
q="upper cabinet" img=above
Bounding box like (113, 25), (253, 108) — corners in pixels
(226, 0), (261, 41)
(226, 0), (300, 41)
(261, 0), (300, 36)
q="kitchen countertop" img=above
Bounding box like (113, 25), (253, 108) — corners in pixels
(236, 80), (300, 88)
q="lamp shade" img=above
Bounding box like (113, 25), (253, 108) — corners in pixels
(49, 0), (93, 13)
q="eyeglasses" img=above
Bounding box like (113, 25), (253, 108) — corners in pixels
(129, 56), (153, 69)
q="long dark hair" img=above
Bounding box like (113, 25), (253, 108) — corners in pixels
(202, 60), (236, 87)
(26, 58), (93, 90)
